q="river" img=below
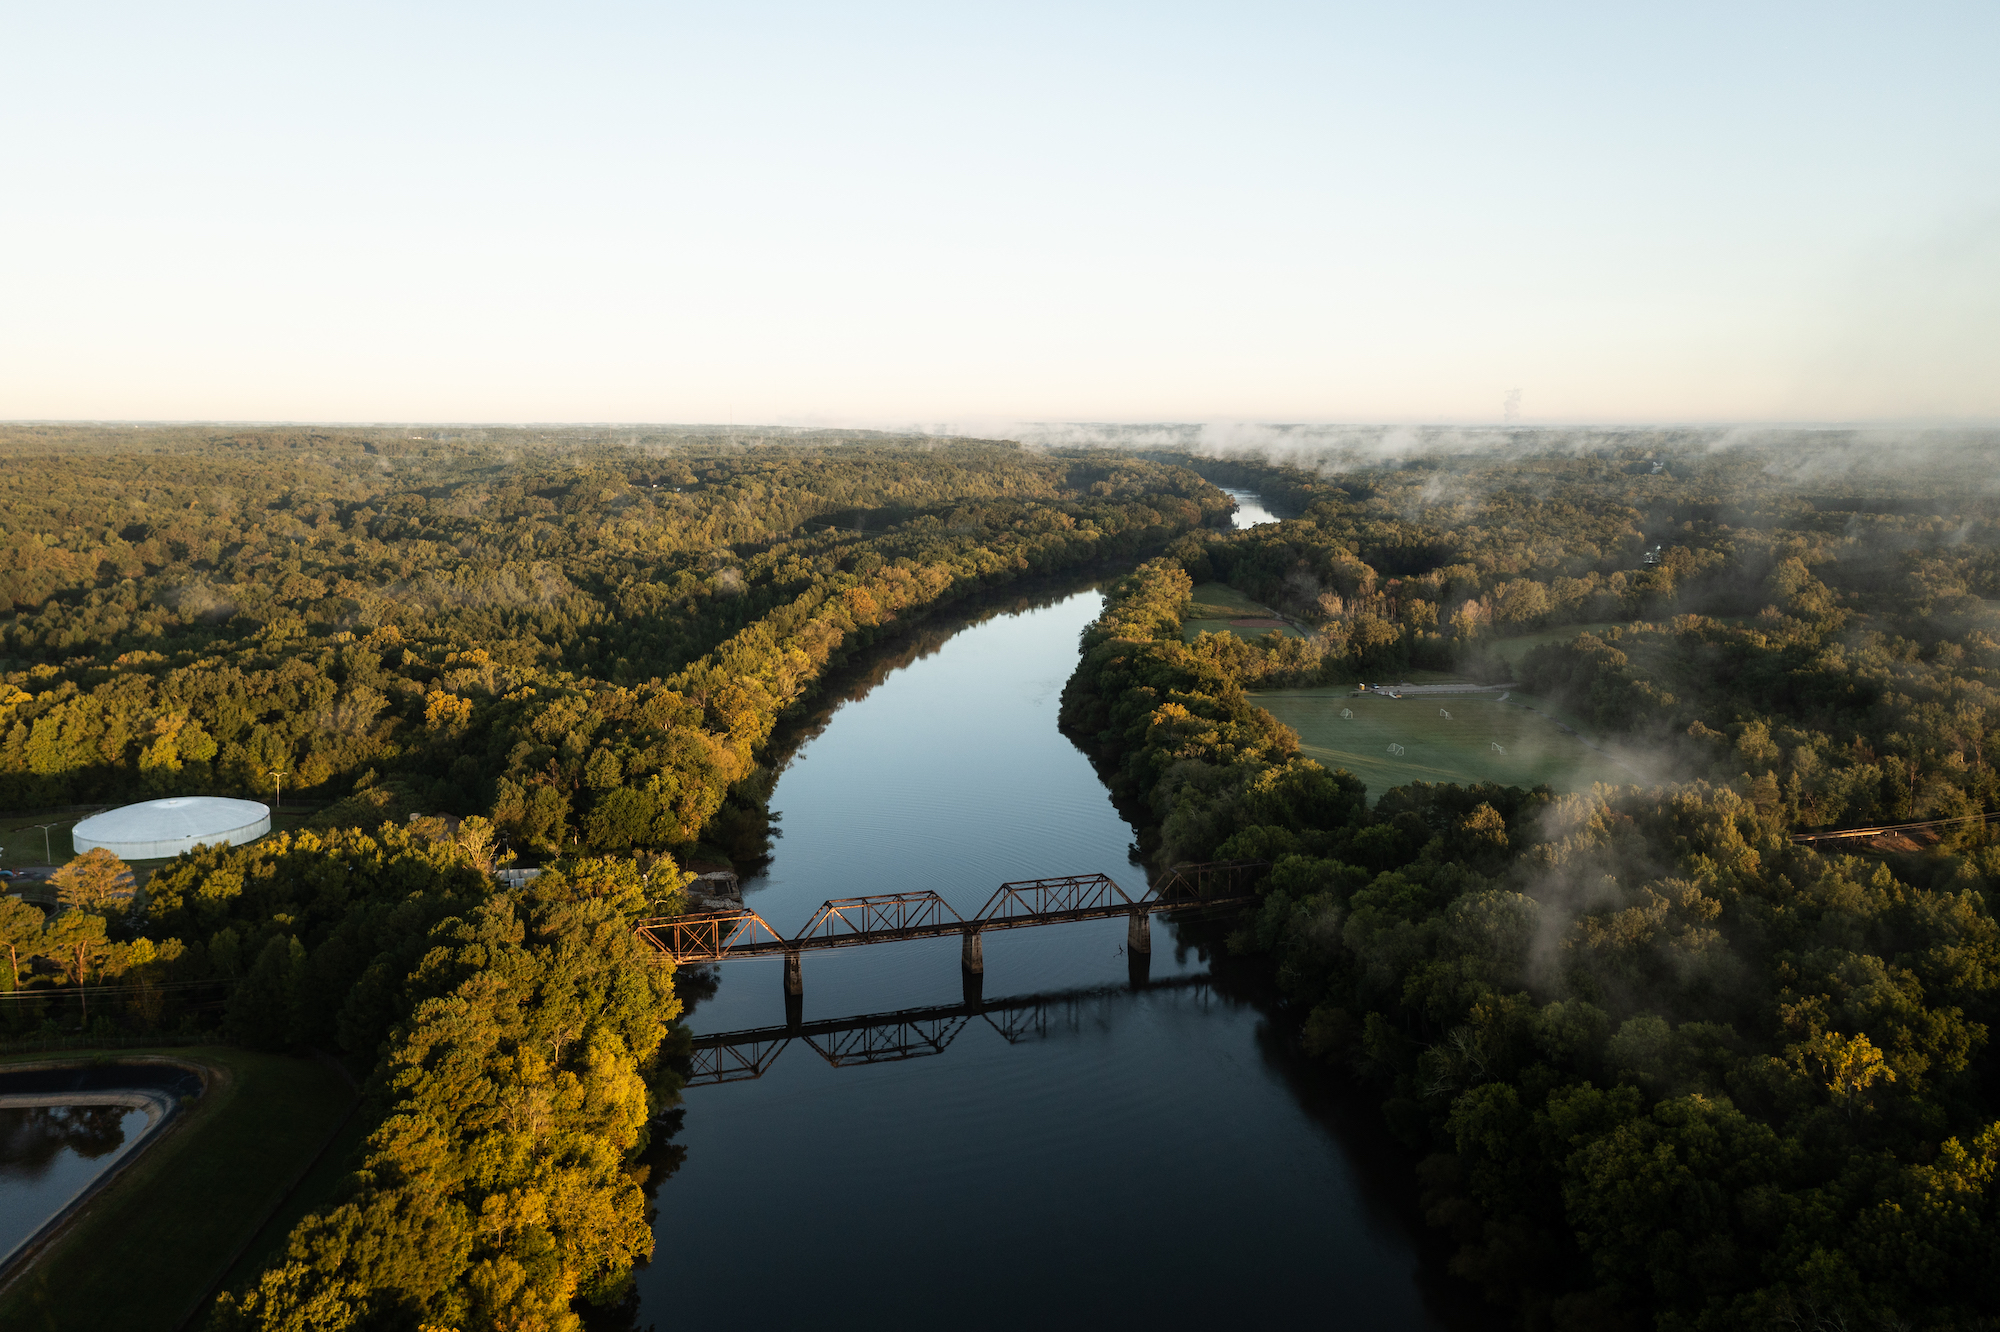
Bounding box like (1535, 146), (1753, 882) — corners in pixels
(632, 520), (1490, 1329)
(1219, 484), (1284, 528)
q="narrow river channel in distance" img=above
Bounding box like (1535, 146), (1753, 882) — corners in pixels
(634, 493), (1495, 1330)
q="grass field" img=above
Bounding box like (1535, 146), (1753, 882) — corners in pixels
(1182, 582), (1303, 641)
(1252, 686), (1639, 801)
(0, 818), (78, 873)
(1477, 619), (1751, 673)
(1478, 623), (1628, 670)
(218, 1107), (368, 1293)
(0, 1046), (355, 1331)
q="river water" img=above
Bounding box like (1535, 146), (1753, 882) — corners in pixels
(634, 531), (1489, 1328)
(1219, 484), (1283, 528)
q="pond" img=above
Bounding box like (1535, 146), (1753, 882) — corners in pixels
(633, 541), (1495, 1329)
(0, 1062), (199, 1270)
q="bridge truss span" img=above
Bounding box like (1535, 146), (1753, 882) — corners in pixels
(797, 891), (963, 943)
(631, 862), (1267, 973)
(634, 907), (785, 964)
(972, 873), (1130, 923)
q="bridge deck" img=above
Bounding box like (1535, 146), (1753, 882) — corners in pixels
(633, 863), (1264, 966)
(671, 896), (1252, 961)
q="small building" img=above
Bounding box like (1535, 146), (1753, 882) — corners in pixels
(687, 870), (742, 908)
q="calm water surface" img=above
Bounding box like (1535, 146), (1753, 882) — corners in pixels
(1220, 485), (1283, 528)
(0, 1105), (149, 1263)
(636, 570), (1485, 1329)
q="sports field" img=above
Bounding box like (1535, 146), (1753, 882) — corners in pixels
(1182, 582), (1303, 641)
(1250, 686), (1637, 800)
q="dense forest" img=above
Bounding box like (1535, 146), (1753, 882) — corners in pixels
(1062, 434), (2000, 1331)
(0, 425), (1224, 1328)
(0, 425), (1222, 855)
(9, 422), (2000, 1329)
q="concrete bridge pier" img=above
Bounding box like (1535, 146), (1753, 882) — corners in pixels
(1127, 911), (1152, 954)
(1128, 941), (1152, 989)
(783, 950), (803, 997)
(961, 929), (984, 975)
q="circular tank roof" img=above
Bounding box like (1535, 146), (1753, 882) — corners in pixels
(71, 797), (272, 860)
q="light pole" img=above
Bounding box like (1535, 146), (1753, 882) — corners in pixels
(31, 823), (62, 865)
(268, 768), (285, 814)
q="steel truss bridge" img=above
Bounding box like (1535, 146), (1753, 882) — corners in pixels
(632, 862), (1263, 994)
(681, 975), (1217, 1087)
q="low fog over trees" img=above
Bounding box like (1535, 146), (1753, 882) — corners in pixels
(1062, 433), (2000, 1330)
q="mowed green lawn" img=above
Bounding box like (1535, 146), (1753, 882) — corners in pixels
(1479, 623), (1628, 671)
(1251, 688), (1637, 801)
(0, 818), (76, 873)
(1182, 582), (1303, 641)
(0, 1046), (355, 1332)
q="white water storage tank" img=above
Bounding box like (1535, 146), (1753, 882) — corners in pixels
(71, 797), (272, 860)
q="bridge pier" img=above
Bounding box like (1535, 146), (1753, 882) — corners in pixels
(1127, 911), (1151, 954)
(961, 929), (984, 974)
(783, 950), (803, 997)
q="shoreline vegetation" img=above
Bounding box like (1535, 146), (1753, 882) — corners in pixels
(4, 425), (1997, 1329)
(1061, 441), (2000, 1331)
(0, 426), (1225, 1328)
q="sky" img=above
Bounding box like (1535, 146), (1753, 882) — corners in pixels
(2, 2), (1995, 426)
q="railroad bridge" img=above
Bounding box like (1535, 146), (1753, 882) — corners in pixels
(632, 860), (1263, 998)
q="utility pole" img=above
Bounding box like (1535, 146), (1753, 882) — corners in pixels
(269, 768), (285, 814)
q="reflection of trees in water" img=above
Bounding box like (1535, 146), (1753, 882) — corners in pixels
(0, 1105), (130, 1180)
(711, 570), (1114, 873)
(770, 573), (1111, 764)
(1172, 915), (1500, 1331)
(577, 1106), (687, 1332)
(668, 963), (723, 1024)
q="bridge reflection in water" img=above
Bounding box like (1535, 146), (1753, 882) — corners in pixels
(680, 973), (1216, 1087)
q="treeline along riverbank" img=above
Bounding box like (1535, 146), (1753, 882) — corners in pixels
(1061, 440), (2000, 1332)
(0, 426), (1225, 1328)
